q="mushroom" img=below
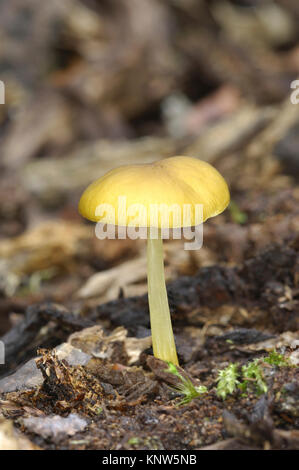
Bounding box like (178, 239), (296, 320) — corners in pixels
(79, 156), (230, 365)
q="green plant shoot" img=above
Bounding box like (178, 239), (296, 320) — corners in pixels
(165, 362), (207, 405)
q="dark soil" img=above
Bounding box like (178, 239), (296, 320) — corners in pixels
(0, 237), (298, 450)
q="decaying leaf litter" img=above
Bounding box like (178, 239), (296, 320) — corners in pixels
(0, 0), (299, 450)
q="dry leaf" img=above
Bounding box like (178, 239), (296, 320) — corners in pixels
(68, 325), (151, 365)
(77, 257), (148, 300)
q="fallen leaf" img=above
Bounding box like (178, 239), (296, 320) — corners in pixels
(68, 325), (151, 365)
(77, 257), (147, 300)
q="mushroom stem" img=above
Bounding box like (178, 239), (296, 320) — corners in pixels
(147, 229), (179, 365)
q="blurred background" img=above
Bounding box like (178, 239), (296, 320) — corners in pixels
(0, 0), (298, 368)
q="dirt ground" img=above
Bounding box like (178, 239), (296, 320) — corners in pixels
(0, 0), (298, 450)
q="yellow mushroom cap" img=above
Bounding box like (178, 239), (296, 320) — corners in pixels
(78, 156), (230, 228)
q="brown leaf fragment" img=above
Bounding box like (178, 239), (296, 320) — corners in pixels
(35, 349), (105, 416)
(77, 257), (147, 301)
(86, 359), (158, 406)
(68, 325), (151, 365)
(85, 359), (127, 386)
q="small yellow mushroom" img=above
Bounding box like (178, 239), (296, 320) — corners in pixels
(79, 156), (230, 365)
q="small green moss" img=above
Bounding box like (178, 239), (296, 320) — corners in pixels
(263, 349), (290, 367)
(241, 359), (267, 395)
(215, 350), (294, 401)
(216, 363), (240, 400)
